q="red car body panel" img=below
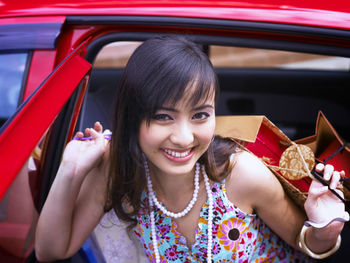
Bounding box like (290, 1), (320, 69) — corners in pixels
(1, 0), (350, 30)
(24, 50), (58, 100)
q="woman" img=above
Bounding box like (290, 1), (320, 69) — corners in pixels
(35, 35), (348, 262)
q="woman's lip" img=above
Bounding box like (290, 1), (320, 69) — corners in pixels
(162, 148), (194, 162)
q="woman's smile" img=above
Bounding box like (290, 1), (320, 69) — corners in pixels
(162, 147), (195, 162)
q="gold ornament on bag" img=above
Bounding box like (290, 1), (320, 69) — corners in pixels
(269, 143), (347, 205)
(279, 144), (315, 180)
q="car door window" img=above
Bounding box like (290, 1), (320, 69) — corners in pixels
(85, 41), (350, 141)
(79, 41), (142, 130)
(209, 45), (350, 70)
(208, 45), (350, 140)
(0, 53), (28, 128)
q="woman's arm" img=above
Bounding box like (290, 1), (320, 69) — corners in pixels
(225, 151), (345, 255)
(35, 122), (109, 262)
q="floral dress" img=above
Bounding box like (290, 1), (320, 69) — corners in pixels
(133, 181), (312, 262)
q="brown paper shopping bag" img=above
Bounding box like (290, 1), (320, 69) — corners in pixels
(215, 112), (350, 211)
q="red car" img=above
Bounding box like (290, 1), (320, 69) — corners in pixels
(1, 1), (350, 262)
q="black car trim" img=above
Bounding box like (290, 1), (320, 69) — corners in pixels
(39, 81), (86, 210)
(0, 22), (63, 51)
(66, 15), (350, 41)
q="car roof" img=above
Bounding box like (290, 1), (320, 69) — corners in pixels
(1, 0), (350, 30)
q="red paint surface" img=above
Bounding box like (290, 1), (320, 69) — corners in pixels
(1, 0), (350, 30)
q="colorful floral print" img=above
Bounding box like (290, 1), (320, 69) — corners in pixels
(133, 181), (312, 262)
(217, 218), (248, 252)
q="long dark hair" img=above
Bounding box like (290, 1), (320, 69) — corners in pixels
(105, 35), (239, 225)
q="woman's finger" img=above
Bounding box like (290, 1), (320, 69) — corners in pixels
(330, 171), (341, 189)
(315, 163), (325, 172)
(89, 127), (100, 138)
(74, 131), (84, 139)
(94, 121), (103, 133)
(323, 164), (334, 181)
(84, 127), (91, 137)
(340, 170), (346, 179)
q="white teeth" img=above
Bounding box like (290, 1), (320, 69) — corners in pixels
(164, 149), (191, 158)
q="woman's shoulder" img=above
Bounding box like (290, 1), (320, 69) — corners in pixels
(225, 150), (278, 200)
(230, 150), (273, 182)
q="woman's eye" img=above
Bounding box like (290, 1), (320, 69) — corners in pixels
(153, 114), (173, 121)
(192, 112), (210, 120)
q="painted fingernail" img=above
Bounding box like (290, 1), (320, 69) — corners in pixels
(316, 163), (324, 170)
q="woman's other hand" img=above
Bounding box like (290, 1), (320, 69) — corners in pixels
(304, 163), (347, 227)
(61, 121), (110, 176)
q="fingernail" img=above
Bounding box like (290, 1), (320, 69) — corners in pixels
(316, 163), (324, 170)
(324, 173), (331, 180)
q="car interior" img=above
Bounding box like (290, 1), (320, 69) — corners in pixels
(79, 34), (350, 142)
(76, 33), (350, 262)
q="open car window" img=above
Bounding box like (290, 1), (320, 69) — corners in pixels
(81, 40), (350, 142)
(209, 46), (350, 70)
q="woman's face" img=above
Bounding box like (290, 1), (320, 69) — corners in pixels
(139, 89), (216, 178)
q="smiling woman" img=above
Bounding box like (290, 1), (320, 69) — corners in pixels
(1, 1), (350, 263)
(34, 35), (348, 263)
(108, 35), (220, 226)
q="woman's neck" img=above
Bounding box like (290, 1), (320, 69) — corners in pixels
(149, 165), (198, 208)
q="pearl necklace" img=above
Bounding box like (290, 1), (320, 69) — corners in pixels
(144, 160), (213, 263)
(145, 161), (200, 219)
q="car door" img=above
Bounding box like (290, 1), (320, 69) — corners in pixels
(0, 40), (91, 263)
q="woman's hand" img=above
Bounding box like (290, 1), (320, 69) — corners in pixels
(61, 121), (110, 176)
(304, 163), (347, 226)
(35, 121), (110, 261)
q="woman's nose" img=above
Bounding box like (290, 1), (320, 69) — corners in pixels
(170, 121), (194, 146)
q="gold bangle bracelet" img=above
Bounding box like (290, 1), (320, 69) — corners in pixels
(298, 225), (341, 259)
